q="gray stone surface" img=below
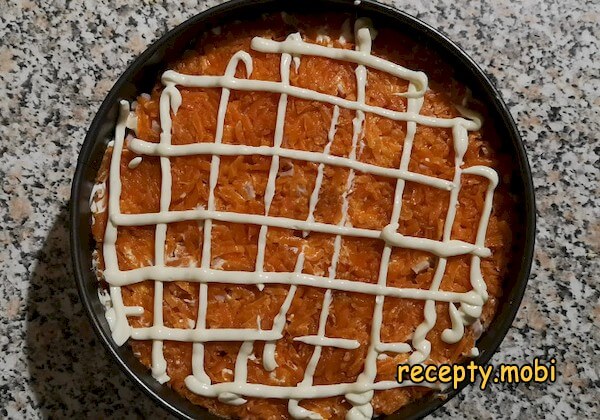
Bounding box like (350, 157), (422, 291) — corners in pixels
(0, 0), (598, 418)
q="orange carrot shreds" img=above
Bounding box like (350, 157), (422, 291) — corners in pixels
(399, 182), (451, 240)
(169, 155), (211, 211)
(119, 151), (161, 214)
(348, 174), (396, 230)
(215, 156), (269, 215)
(409, 126), (456, 182)
(165, 221), (203, 268)
(283, 99), (335, 153)
(336, 237), (384, 284)
(115, 226), (155, 270)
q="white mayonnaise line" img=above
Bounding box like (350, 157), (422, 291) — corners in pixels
(161, 70), (480, 131)
(194, 51), (254, 389)
(218, 392), (246, 406)
(132, 327), (282, 342)
(127, 156), (142, 169)
(263, 101), (339, 372)
(200, 51), (253, 269)
(463, 166), (497, 298)
(104, 267), (484, 305)
(104, 100), (131, 347)
(112, 210), (490, 258)
(185, 378), (440, 403)
(292, 20), (372, 419)
(89, 182), (107, 213)
(150, 82), (182, 384)
(230, 340), (254, 405)
(98, 18), (500, 418)
(249, 36), (427, 98)
(376, 342), (411, 353)
(379, 227), (491, 258)
(127, 139), (454, 190)
(442, 168), (497, 342)
(293, 335), (360, 350)
(123, 306), (144, 316)
(305, 104), (339, 231)
(255, 33), (299, 291)
(441, 303), (464, 344)
(233, 36), (297, 396)
(456, 166), (497, 323)
(346, 77), (424, 419)
(225, 343), (255, 402)
(262, 253), (305, 371)
(409, 123), (470, 365)
(191, 286), (211, 382)
(288, 289), (332, 418)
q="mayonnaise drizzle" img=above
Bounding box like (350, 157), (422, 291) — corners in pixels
(127, 140), (455, 190)
(98, 17), (498, 419)
(127, 156), (142, 169)
(290, 21), (374, 417)
(346, 64), (425, 419)
(263, 101), (341, 373)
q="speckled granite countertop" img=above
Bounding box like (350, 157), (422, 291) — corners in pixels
(1, 0), (598, 418)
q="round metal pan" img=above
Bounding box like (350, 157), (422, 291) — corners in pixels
(70, 0), (536, 418)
